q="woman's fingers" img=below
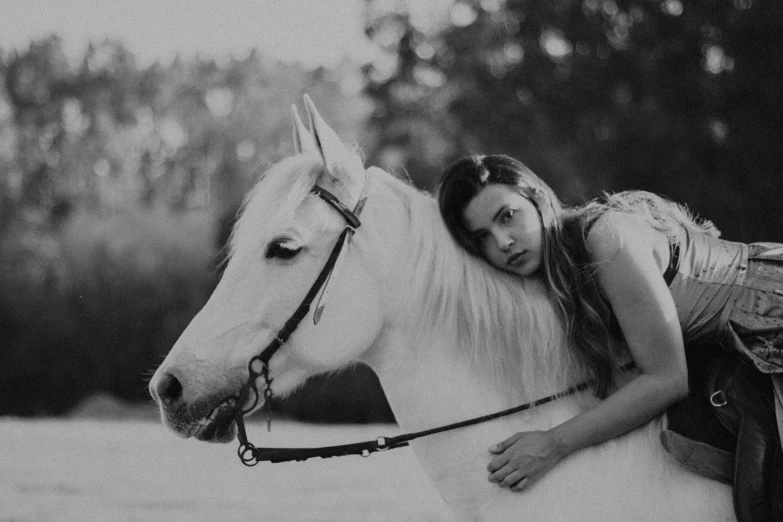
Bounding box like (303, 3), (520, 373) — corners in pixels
(510, 475), (532, 492)
(487, 453), (508, 473)
(489, 464), (536, 492)
(486, 430), (559, 492)
(500, 469), (527, 489)
(488, 462), (509, 482)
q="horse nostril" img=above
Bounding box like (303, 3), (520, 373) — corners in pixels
(156, 372), (183, 404)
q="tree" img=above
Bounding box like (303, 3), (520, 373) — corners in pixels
(363, 0), (783, 242)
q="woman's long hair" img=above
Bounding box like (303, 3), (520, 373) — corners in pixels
(437, 154), (718, 398)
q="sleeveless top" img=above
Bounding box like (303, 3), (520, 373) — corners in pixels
(665, 228), (783, 374)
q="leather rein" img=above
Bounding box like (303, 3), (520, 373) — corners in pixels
(233, 178), (633, 465)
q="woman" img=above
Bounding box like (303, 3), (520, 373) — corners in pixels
(436, 154), (783, 494)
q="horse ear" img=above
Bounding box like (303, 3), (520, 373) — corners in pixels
(303, 94), (362, 185)
(291, 104), (317, 154)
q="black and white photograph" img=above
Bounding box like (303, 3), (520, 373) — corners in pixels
(1, 1), (781, 520)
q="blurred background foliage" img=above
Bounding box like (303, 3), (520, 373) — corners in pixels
(1, 0), (781, 421)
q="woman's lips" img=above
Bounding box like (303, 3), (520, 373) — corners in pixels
(507, 251), (527, 266)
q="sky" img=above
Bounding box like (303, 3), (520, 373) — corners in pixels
(0, 0), (383, 68)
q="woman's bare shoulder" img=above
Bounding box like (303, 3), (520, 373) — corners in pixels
(584, 212), (661, 262)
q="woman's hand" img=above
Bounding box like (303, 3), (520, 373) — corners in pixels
(487, 430), (567, 492)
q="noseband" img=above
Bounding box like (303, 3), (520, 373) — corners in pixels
(234, 181), (367, 466)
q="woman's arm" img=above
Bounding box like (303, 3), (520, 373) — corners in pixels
(488, 213), (688, 491)
(552, 212), (689, 443)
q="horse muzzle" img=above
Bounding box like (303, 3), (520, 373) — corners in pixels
(150, 370), (240, 443)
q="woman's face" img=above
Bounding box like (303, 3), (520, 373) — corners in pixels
(462, 184), (544, 277)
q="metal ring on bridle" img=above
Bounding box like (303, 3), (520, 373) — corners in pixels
(237, 380), (259, 416)
(238, 443), (259, 466)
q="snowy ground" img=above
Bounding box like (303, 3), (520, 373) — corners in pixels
(0, 418), (454, 521)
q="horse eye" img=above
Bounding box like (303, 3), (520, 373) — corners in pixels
(265, 239), (302, 260)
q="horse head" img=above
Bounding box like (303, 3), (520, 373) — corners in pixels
(149, 96), (387, 442)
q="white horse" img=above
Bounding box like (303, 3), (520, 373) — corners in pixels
(149, 97), (734, 521)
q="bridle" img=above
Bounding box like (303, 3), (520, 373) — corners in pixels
(233, 180), (367, 466)
(232, 172), (635, 466)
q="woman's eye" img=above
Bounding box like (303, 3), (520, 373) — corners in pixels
(265, 239), (302, 260)
(500, 209), (516, 223)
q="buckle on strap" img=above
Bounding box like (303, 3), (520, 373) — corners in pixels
(710, 390), (728, 407)
(375, 436), (389, 451)
(361, 436), (391, 458)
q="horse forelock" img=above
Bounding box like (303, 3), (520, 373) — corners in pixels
(229, 154), (323, 259)
(379, 174), (589, 402)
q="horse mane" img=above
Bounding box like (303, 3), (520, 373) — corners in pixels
(232, 152), (593, 404)
(377, 174), (591, 403)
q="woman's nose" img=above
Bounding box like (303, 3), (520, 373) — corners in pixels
(495, 233), (513, 252)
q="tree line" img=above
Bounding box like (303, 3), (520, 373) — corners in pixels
(1, 0), (781, 421)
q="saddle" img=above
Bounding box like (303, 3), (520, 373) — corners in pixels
(661, 344), (783, 522)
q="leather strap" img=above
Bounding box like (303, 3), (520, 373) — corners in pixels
(234, 182), (365, 465)
(242, 362), (636, 463)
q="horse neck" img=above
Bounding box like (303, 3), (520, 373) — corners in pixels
(362, 178), (587, 431)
